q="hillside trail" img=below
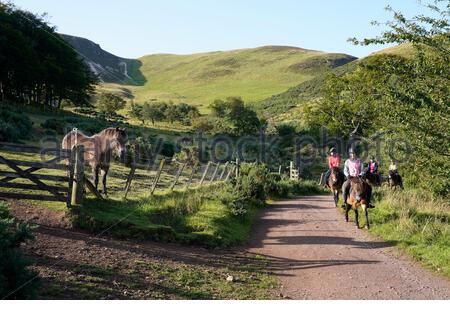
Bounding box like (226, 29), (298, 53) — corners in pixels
(245, 195), (450, 299)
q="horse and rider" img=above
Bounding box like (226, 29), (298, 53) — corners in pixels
(388, 160), (403, 189)
(364, 155), (381, 187)
(322, 148), (375, 228)
(324, 147), (345, 206)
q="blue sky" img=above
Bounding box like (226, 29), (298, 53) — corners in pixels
(11, 0), (430, 58)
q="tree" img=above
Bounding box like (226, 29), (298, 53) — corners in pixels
(142, 101), (165, 125)
(348, 0), (450, 196)
(96, 93), (126, 114)
(0, 3), (96, 107)
(224, 97), (261, 136)
(304, 68), (382, 138)
(129, 102), (144, 124)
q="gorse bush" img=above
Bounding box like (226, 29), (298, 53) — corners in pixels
(0, 203), (39, 299)
(0, 104), (33, 142)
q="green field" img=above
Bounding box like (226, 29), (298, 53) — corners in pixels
(102, 46), (356, 112)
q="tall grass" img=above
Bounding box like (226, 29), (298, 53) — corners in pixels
(371, 188), (450, 276)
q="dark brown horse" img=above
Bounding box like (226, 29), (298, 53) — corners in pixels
(388, 170), (404, 190)
(364, 170), (381, 187)
(345, 177), (370, 229)
(328, 167), (344, 207)
(62, 127), (127, 195)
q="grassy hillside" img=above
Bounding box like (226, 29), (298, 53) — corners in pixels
(252, 43), (414, 120)
(100, 46), (356, 112)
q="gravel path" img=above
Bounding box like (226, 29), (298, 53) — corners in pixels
(246, 195), (450, 299)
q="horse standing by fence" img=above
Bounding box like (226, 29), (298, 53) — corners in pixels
(62, 127), (127, 196)
(345, 177), (370, 229)
(327, 167), (344, 207)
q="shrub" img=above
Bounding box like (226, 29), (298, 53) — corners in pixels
(0, 203), (39, 299)
(0, 105), (33, 142)
(41, 118), (65, 134)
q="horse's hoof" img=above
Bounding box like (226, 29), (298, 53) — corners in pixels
(365, 225), (370, 230)
(355, 225), (360, 229)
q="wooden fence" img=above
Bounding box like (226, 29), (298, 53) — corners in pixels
(0, 142), (73, 207)
(0, 141), (295, 206)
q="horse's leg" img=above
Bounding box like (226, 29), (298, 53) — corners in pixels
(354, 208), (359, 229)
(364, 206), (370, 229)
(333, 189), (338, 207)
(101, 167), (109, 196)
(93, 165), (100, 191)
(345, 203), (350, 222)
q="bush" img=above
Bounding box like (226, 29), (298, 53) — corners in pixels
(0, 105), (33, 142)
(234, 163), (270, 202)
(41, 118), (65, 134)
(0, 203), (39, 299)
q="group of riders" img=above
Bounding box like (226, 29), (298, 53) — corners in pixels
(323, 147), (402, 209)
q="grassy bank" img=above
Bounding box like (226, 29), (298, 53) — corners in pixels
(72, 176), (324, 248)
(369, 189), (450, 277)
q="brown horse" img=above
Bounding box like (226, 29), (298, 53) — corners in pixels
(62, 127), (127, 195)
(388, 170), (404, 190)
(345, 177), (370, 229)
(328, 167), (344, 207)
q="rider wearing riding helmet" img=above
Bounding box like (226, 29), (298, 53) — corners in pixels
(368, 155), (378, 174)
(389, 160), (398, 175)
(341, 148), (375, 209)
(324, 147), (341, 186)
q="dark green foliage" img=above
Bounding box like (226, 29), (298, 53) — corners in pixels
(348, 1), (450, 197)
(96, 93), (126, 114)
(0, 3), (96, 107)
(160, 141), (177, 158)
(0, 103), (33, 142)
(200, 97), (262, 136)
(0, 203), (39, 299)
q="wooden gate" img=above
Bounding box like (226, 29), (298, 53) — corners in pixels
(0, 142), (73, 207)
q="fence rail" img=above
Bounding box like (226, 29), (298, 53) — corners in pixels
(0, 143), (73, 206)
(0, 141), (294, 207)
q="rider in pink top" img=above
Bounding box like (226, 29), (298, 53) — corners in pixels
(341, 148), (375, 209)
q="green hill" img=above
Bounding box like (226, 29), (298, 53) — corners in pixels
(62, 34), (359, 113)
(252, 43), (414, 119)
(128, 47), (355, 110)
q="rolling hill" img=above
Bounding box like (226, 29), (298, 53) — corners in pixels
(61, 34), (357, 112)
(252, 42), (415, 119)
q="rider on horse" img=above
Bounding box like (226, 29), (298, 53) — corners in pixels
(341, 148), (375, 209)
(367, 155), (380, 185)
(389, 160), (398, 176)
(368, 156), (378, 174)
(325, 147), (341, 187)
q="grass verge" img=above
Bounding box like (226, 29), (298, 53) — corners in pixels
(368, 189), (450, 277)
(71, 178), (324, 248)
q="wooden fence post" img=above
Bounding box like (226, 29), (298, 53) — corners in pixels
(209, 162), (220, 183)
(170, 160), (188, 190)
(199, 161), (211, 186)
(71, 145), (84, 206)
(235, 158), (240, 178)
(225, 164), (235, 181)
(123, 165), (136, 199)
(278, 165), (282, 175)
(218, 161), (229, 180)
(186, 164), (197, 189)
(150, 158), (165, 195)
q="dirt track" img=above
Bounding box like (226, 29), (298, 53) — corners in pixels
(246, 195), (450, 299)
